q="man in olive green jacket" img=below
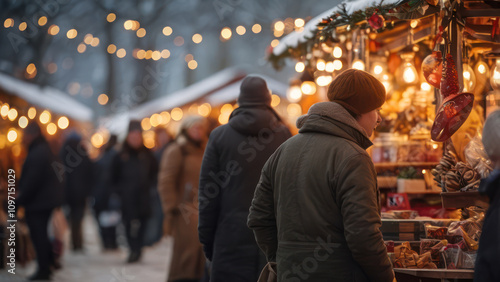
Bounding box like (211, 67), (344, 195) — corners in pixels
(248, 69), (394, 281)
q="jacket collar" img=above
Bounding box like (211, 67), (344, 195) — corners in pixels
(296, 102), (373, 150)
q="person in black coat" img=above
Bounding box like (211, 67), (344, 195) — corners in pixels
(111, 120), (157, 263)
(60, 131), (93, 252)
(475, 110), (500, 281)
(17, 122), (63, 280)
(92, 135), (119, 250)
(198, 76), (291, 281)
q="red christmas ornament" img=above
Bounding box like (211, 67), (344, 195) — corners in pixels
(431, 54), (474, 142)
(368, 12), (385, 30)
(440, 54), (459, 97)
(422, 51), (443, 88)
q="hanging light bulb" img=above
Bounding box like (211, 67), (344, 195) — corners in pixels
(287, 85), (302, 102)
(333, 46), (342, 58)
(352, 59), (365, 71)
(462, 63), (476, 92)
(325, 61), (335, 73)
(315, 72), (333, 87)
(372, 63), (384, 76)
(400, 53), (418, 84)
(476, 60), (488, 75)
(333, 59), (343, 71)
(491, 59), (500, 90)
(301, 81), (316, 95)
(316, 59), (326, 71)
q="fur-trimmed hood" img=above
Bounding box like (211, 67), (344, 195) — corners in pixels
(296, 101), (373, 150)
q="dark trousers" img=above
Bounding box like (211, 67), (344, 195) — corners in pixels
(25, 209), (54, 275)
(68, 205), (85, 250)
(123, 217), (146, 253)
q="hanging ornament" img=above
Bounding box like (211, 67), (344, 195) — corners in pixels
(368, 12), (385, 30)
(422, 51), (443, 88)
(431, 54), (475, 142)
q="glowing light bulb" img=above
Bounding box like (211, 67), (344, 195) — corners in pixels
(286, 86), (302, 102)
(333, 60), (343, 70)
(333, 46), (342, 58)
(373, 64), (383, 75)
(316, 75), (333, 87)
(295, 62), (305, 73)
(462, 64), (476, 92)
(401, 61), (417, 84)
(490, 59), (500, 90)
(316, 59), (326, 71)
(301, 81), (316, 95)
(352, 59), (365, 71)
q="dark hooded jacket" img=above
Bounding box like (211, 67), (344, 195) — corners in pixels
(18, 135), (64, 212)
(60, 132), (94, 207)
(198, 105), (291, 281)
(248, 102), (394, 282)
(475, 169), (500, 282)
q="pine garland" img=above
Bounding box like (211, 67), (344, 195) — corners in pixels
(269, 0), (433, 69)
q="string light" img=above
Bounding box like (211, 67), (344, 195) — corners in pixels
(18, 116), (28, 128)
(162, 26), (173, 36)
(48, 25), (59, 35)
(192, 34), (202, 43)
(171, 108), (183, 121)
(160, 111), (171, 124)
(274, 21), (285, 31)
(161, 49), (170, 58)
(8, 108), (18, 121)
(19, 22), (27, 31)
(141, 118), (151, 130)
(295, 62), (305, 73)
(57, 116), (69, 129)
(98, 94), (109, 105)
(66, 29), (77, 39)
(4, 18), (14, 28)
(252, 24), (262, 33)
(1, 104), (9, 117)
(294, 18), (305, 28)
(7, 129), (17, 143)
(286, 86), (302, 102)
(38, 16), (47, 26)
(188, 60), (198, 70)
(39, 110), (51, 124)
(47, 123), (57, 135)
(221, 27), (232, 40)
(91, 133), (104, 148)
(198, 103), (211, 117)
(136, 28), (146, 38)
(333, 46), (342, 58)
(236, 26), (246, 35)
(28, 107), (36, 119)
(107, 44), (117, 54)
(116, 48), (126, 58)
(271, 39), (279, 47)
(352, 59), (365, 71)
(152, 51), (161, 60)
(107, 13), (116, 23)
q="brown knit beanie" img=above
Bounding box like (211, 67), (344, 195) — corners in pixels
(327, 69), (386, 115)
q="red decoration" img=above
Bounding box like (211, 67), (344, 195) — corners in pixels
(368, 12), (385, 30)
(440, 54), (459, 97)
(422, 51), (443, 88)
(431, 54), (475, 142)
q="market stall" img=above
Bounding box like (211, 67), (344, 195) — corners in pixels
(267, 0), (500, 279)
(0, 73), (93, 172)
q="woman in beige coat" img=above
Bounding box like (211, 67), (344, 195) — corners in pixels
(158, 116), (207, 282)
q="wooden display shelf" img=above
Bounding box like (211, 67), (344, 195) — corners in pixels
(394, 268), (474, 280)
(374, 162), (439, 169)
(440, 191), (489, 209)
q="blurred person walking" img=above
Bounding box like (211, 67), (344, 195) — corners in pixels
(92, 135), (120, 250)
(60, 132), (93, 252)
(158, 116), (208, 282)
(475, 110), (500, 281)
(198, 76), (291, 281)
(17, 122), (63, 280)
(111, 121), (158, 263)
(143, 127), (173, 247)
(248, 69), (394, 281)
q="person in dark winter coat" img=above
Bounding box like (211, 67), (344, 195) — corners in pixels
(475, 109), (500, 282)
(198, 76), (291, 281)
(92, 135), (119, 250)
(111, 121), (158, 263)
(248, 69), (395, 282)
(17, 122), (63, 280)
(60, 131), (93, 252)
